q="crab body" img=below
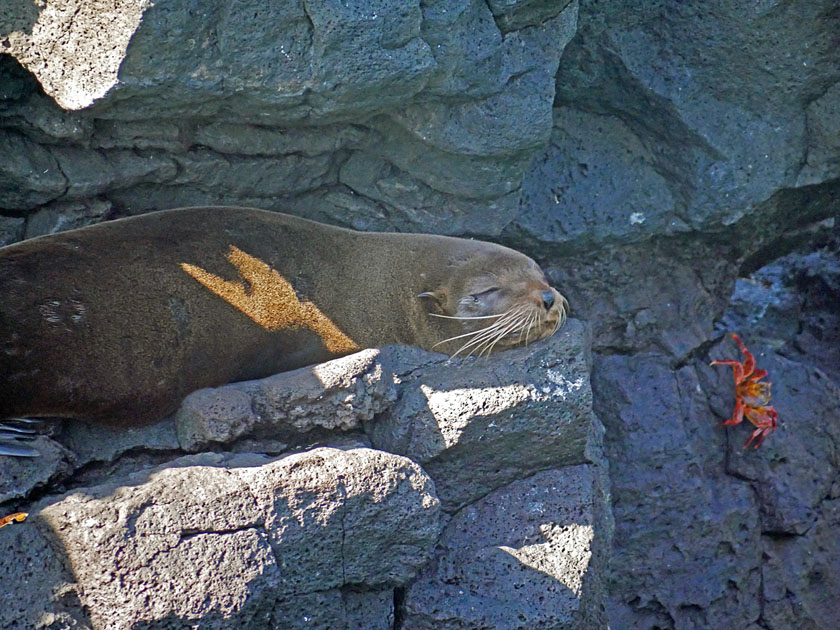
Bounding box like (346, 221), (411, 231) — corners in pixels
(711, 333), (778, 449)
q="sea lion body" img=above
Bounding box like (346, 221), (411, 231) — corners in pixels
(1, 206), (565, 428)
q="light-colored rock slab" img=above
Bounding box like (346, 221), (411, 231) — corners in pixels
(33, 447), (440, 629)
(175, 348), (398, 451)
(370, 319), (599, 510)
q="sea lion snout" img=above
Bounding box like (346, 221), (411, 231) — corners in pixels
(536, 285), (569, 335)
(541, 290), (555, 310)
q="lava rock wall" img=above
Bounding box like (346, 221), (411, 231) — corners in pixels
(1, 1), (839, 629)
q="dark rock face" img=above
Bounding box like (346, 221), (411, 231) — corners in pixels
(594, 330), (840, 629)
(0, 0), (579, 236)
(2, 0), (840, 629)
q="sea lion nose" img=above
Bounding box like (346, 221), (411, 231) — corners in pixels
(541, 290), (555, 310)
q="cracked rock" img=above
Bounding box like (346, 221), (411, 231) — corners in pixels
(21, 448), (440, 630)
(369, 319), (598, 511)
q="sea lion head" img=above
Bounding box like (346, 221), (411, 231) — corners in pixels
(418, 247), (568, 357)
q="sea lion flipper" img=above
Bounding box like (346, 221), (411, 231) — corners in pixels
(0, 440), (40, 457)
(0, 419), (46, 456)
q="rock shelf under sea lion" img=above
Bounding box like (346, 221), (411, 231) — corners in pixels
(0, 206), (567, 455)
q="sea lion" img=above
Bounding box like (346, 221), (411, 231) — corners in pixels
(1, 206), (567, 454)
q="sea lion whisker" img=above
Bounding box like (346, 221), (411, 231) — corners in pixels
(462, 324), (512, 358)
(476, 327), (515, 358)
(511, 306), (537, 341)
(556, 296), (569, 331)
(428, 313), (505, 320)
(484, 312), (532, 356)
(448, 309), (528, 358)
(431, 306), (524, 350)
(515, 308), (535, 345)
(463, 318), (519, 357)
(523, 310), (538, 346)
(551, 301), (567, 335)
(431, 321), (507, 349)
(448, 322), (514, 357)
(509, 308), (540, 347)
(519, 310), (540, 346)
(451, 331), (501, 358)
(473, 311), (531, 358)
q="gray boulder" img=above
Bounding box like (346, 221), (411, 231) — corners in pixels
(175, 348), (398, 452)
(174, 320), (598, 512)
(369, 319), (597, 511)
(9, 448), (441, 630)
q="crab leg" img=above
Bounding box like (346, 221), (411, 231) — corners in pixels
(722, 398), (745, 426)
(711, 358), (745, 383)
(731, 333), (756, 377)
(742, 406), (778, 449)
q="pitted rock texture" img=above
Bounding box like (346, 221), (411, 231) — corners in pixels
(593, 354), (765, 629)
(595, 329), (840, 629)
(0, 0), (148, 109)
(0, 326), (608, 630)
(175, 348), (399, 452)
(403, 464), (611, 630)
(369, 319), (597, 511)
(519, 0), (840, 253)
(2, 448), (441, 630)
(271, 588), (395, 630)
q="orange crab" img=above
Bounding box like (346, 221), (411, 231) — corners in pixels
(0, 512), (27, 529)
(711, 333), (778, 449)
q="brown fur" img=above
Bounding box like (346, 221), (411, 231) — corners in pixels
(1, 206), (565, 427)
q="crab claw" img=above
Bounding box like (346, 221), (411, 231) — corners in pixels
(742, 405), (778, 449)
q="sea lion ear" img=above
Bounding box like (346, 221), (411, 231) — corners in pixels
(417, 289), (449, 314)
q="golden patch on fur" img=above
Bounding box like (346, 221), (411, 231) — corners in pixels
(181, 245), (359, 354)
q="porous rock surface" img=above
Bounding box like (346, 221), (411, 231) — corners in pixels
(0, 328), (608, 630)
(175, 347), (398, 452)
(0, 0), (579, 237)
(3, 447), (442, 630)
(2, 0), (840, 628)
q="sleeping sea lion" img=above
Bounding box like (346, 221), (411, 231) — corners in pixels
(1, 206), (567, 455)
